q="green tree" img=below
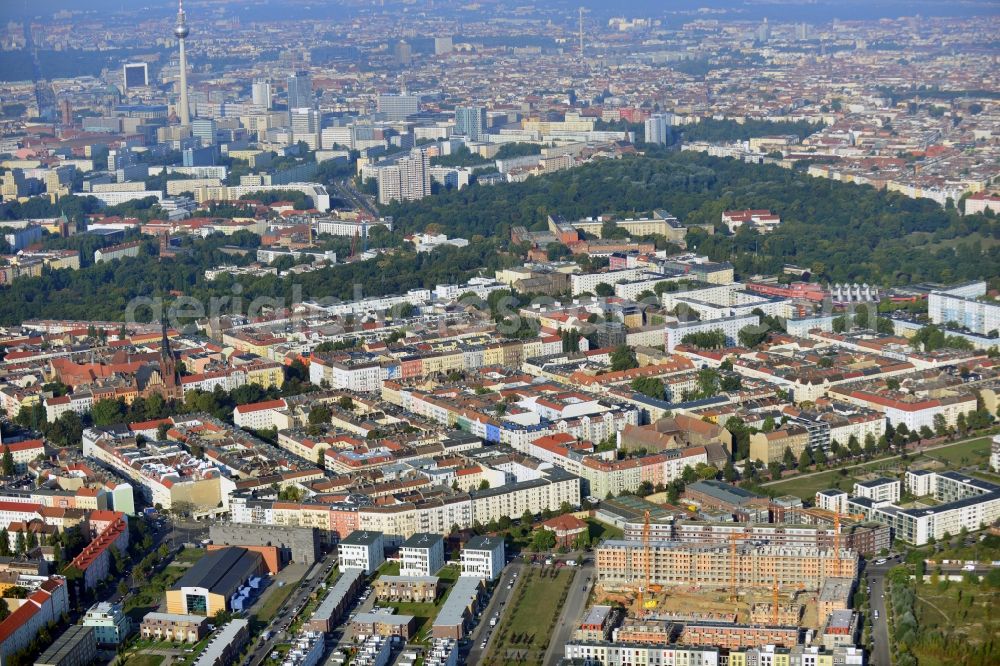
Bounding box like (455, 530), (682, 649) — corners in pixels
(595, 283), (615, 297)
(90, 398), (126, 427)
(782, 447), (796, 469)
(308, 404), (332, 425)
(532, 528), (557, 552)
(610, 345), (638, 372)
(630, 376), (664, 400)
(1, 446), (13, 476)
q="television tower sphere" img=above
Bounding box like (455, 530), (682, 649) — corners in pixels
(174, 0), (190, 39)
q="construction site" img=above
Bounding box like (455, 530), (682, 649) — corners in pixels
(591, 510), (860, 634)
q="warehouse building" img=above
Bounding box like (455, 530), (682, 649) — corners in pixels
(166, 547), (266, 616)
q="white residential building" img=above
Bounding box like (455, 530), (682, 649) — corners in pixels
(399, 533), (445, 576)
(815, 489), (848, 515)
(338, 530), (385, 573)
(665, 314), (760, 352)
(460, 535), (505, 581)
(928, 281), (1000, 336)
(853, 477), (900, 503)
(232, 399), (288, 430)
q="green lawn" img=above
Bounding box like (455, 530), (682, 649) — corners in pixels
(252, 582), (295, 625)
(377, 560), (401, 576)
(766, 437), (999, 501)
(766, 465), (869, 501)
(586, 518), (623, 542)
(174, 546), (208, 564)
(124, 656), (164, 666)
(124, 563), (186, 622)
(911, 577), (1000, 666)
(482, 567), (574, 666)
(920, 437), (993, 467)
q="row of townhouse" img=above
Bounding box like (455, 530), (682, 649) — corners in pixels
(384, 383), (640, 451)
(526, 432), (708, 497)
(309, 337), (564, 392)
(64, 512), (130, 590)
(228, 468), (580, 543)
(564, 641), (864, 666)
(180, 358), (285, 393)
(828, 386), (978, 432)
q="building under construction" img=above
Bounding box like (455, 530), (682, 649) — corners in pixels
(622, 518), (890, 555)
(613, 618), (801, 649)
(595, 540), (858, 591)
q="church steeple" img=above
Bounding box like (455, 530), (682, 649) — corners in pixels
(159, 315), (179, 391)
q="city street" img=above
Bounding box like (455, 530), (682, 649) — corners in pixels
(543, 560), (595, 666)
(867, 563), (892, 666)
(247, 551), (339, 666)
(464, 559), (525, 664)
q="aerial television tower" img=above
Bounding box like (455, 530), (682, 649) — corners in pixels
(174, 0), (191, 126)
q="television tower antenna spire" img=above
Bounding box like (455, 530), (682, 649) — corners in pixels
(578, 7), (584, 58)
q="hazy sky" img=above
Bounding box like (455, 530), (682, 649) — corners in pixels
(2, 0), (998, 23)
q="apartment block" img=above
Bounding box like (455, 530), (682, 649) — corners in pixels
(338, 530), (385, 573)
(399, 532), (444, 576)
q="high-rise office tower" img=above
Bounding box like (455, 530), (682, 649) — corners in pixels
(644, 113), (672, 146)
(123, 62), (149, 90)
(756, 18), (771, 43)
(290, 107), (320, 150)
(434, 36), (453, 55)
(252, 79), (272, 109)
(394, 40), (413, 66)
(454, 106), (487, 142)
(173, 0), (191, 126)
(287, 71), (313, 110)
(377, 149), (430, 204)
(376, 94), (420, 121)
(191, 118), (216, 145)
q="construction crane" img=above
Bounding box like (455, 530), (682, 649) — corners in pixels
(833, 510), (865, 577)
(632, 510), (659, 616)
(728, 530), (754, 602)
(772, 578), (780, 626)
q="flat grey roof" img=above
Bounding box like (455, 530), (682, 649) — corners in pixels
(341, 530), (384, 546)
(194, 619), (249, 666)
(433, 576), (482, 629)
(142, 612), (208, 624)
(36, 625), (94, 666)
(401, 532), (444, 550)
(856, 477), (898, 488)
(313, 568), (364, 622)
(464, 535), (504, 552)
(352, 612), (415, 626)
